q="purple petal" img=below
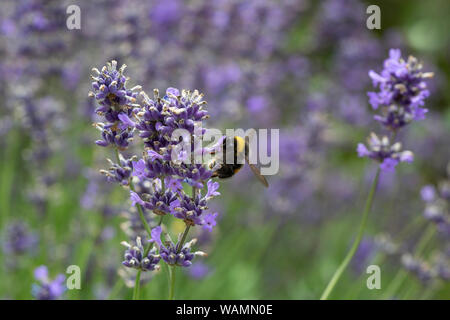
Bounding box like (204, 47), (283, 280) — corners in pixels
(357, 143), (370, 157)
(34, 266), (49, 283)
(380, 158), (398, 172)
(130, 191), (145, 206)
(149, 226), (163, 248)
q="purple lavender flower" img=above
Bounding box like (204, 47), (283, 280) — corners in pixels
(3, 221), (38, 255)
(170, 184), (220, 229)
(187, 262), (212, 279)
(421, 170), (450, 232)
(149, 226), (206, 268)
(132, 159), (147, 180)
(202, 213), (218, 233)
(136, 88), (208, 151)
(32, 266), (65, 300)
(401, 254), (434, 283)
(205, 180), (220, 199)
(165, 176), (183, 193)
(351, 237), (376, 275)
(367, 49), (433, 131)
(130, 191), (145, 207)
(100, 154), (136, 185)
(121, 237), (160, 271)
(170, 192), (207, 226)
(357, 133), (414, 172)
(173, 164), (213, 185)
(433, 254), (450, 281)
(90, 60), (141, 149)
(129, 180), (178, 216)
(90, 60), (141, 114)
(421, 185), (436, 202)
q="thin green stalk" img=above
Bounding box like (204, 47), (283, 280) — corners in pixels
(168, 265), (176, 300)
(114, 147), (121, 163)
(166, 185), (195, 300)
(129, 181), (152, 237)
(177, 225), (191, 253)
(320, 168), (380, 300)
(415, 224), (435, 256)
(381, 271), (407, 300)
(133, 270), (142, 300)
(381, 224), (435, 299)
(419, 282), (439, 300)
(108, 279), (124, 300)
(132, 215), (165, 300)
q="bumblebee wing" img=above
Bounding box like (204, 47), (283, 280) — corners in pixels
(247, 162), (269, 188)
(243, 135), (268, 187)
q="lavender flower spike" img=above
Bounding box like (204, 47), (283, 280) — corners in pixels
(121, 237), (160, 272)
(90, 60), (141, 113)
(150, 227), (206, 268)
(90, 60), (142, 149)
(357, 132), (413, 172)
(322, 49), (431, 300)
(368, 49), (434, 131)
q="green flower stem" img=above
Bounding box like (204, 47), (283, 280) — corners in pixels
(113, 147), (150, 300)
(132, 215), (165, 300)
(415, 224), (435, 256)
(177, 225), (191, 252)
(107, 279), (124, 300)
(133, 270), (142, 300)
(167, 185), (196, 300)
(114, 147), (121, 164)
(320, 167), (380, 300)
(168, 265), (176, 300)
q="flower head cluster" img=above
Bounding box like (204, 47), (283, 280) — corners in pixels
(100, 154), (136, 186)
(32, 266), (65, 300)
(3, 221), (38, 255)
(368, 49), (434, 131)
(136, 88), (208, 151)
(394, 166), (450, 284)
(126, 84), (220, 228)
(130, 185), (178, 217)
(357, 50), (432, 172)
(357, 133), (413, 172)
(169, 181), (220, 230)
(421, 165), (450, 235)
(121, 237), (160, 271)
(130, 87), (214, 186)
(149, 226), (206, 268)
(89, 60), (141, 149)
(401, 254), (434, 283)
(90, 62), (221, 277)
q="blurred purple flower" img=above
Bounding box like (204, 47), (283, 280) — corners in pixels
(3, 221), (38, 255)
(188, 262), (212, 280)
(32, 266), (65, 300)
(357, 133), (413, 172)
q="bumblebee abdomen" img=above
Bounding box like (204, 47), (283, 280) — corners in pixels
(214, 163), (243, 179)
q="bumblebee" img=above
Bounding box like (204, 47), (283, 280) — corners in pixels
(209, 136), (269, 188)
